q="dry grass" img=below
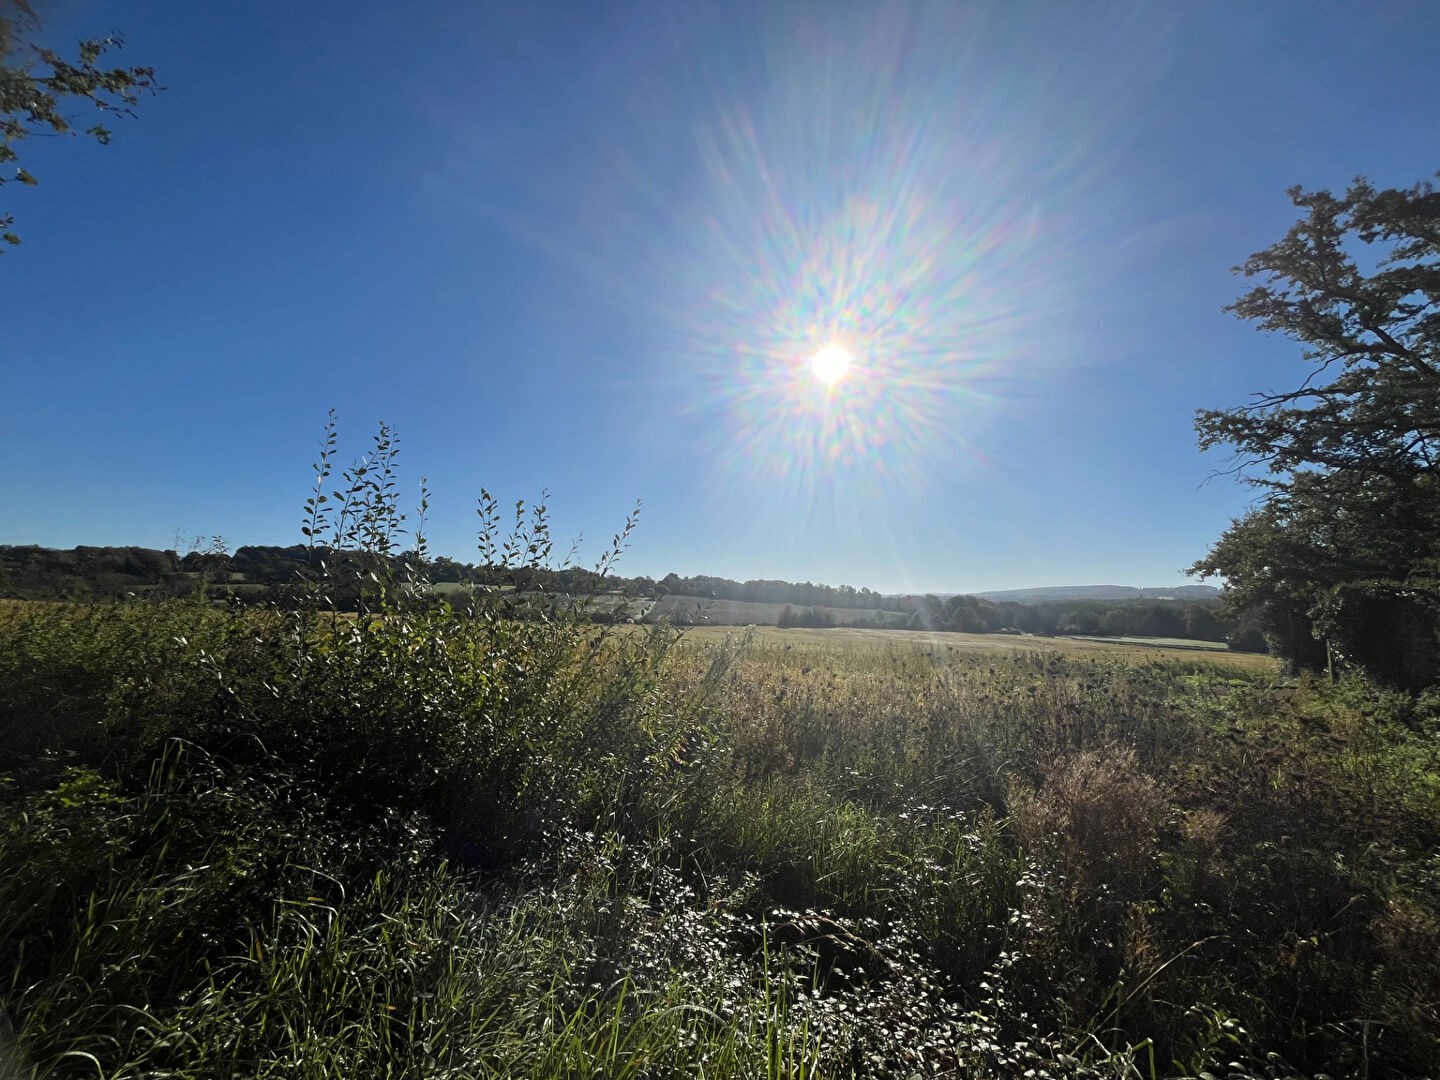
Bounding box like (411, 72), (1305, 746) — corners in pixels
(674, 623), (1279, 672)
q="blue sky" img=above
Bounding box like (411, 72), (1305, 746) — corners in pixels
(5, 1), (1438, 595)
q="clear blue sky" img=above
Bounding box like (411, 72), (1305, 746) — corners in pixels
(5, 1), (1438, 595)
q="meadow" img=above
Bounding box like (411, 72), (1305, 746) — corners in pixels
(674, 624), (1274, 671)
(2, 583), (1437, 1079)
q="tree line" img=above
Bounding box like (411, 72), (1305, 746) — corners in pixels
(0, 542), (1247, 647)
(890, 592), (1240, 644)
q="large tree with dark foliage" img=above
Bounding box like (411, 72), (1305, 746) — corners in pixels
(1193, 176), (1440, 687)
(1, 1), (158, 249)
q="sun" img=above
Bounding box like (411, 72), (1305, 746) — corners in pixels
(809, 342), (853, 385)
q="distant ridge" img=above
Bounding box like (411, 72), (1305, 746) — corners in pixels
(972, 584), (1221, 604)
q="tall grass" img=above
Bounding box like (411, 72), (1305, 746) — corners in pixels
(2, 420), (1438, 1077)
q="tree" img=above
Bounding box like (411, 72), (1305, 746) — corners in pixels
(1193, 176), (1440, 687)
(1, 1), (158, 248)
(1191, 496), (1332, 674)
(1180, 602), (1225, 642)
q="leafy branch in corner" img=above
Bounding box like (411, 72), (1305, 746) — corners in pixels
(1, 1), (161, 248)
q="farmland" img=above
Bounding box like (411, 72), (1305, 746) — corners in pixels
(640, 595), (906, 628)
(674, 624), (1277, 672)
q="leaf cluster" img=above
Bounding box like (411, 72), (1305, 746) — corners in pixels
(0, 2), (159, 248)
(1197, 176), (1440, 483)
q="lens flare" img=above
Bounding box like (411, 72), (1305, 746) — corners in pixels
(641, 6), (1098, 529)
(425, 2), (1158, 582)
(810, 342), (853, 385)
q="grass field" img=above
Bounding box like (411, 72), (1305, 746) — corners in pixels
(676, 623), (1279, 672)
(642, 594), (907, 628)
(1, 596), (1434, 1077)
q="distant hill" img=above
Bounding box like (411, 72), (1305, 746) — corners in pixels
(973, 584), (1221, 604)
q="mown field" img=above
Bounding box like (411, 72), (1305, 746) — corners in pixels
(1, 596), (1437, 1078)
(675, 624), (1277, 672)
(640, 595), (910, 628)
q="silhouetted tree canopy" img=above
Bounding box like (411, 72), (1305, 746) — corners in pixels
(1194, 176), (1440, 687)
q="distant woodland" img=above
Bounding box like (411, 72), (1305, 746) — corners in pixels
(0, 543), (1257, 649)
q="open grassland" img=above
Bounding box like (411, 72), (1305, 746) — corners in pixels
(1, 599), (1436, 1078)
(642, 595), (908, 628)
(677, 623), (1278, 673)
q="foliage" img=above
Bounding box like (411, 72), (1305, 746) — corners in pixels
(0, 1), (158, 249)
(2, 420), (1439, 1076)
(1194, 176), (1440, 686)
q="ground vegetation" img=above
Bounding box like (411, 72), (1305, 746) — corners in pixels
(2, 422), (1436, 1077)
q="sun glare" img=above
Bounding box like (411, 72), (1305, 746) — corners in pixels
(810, 342), (853, 385)
(648, 5), (1092, 514)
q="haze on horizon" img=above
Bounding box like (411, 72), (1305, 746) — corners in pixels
(5, 1), (1439, 597)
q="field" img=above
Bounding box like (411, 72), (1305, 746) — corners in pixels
(424, 588), (905, 628)
(675, 624), (1278, 672)
(641, 595), (909, 628)
(1, 597), (1436, 1078)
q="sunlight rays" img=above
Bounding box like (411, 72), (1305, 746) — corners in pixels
(652, 6), (1094, 520)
